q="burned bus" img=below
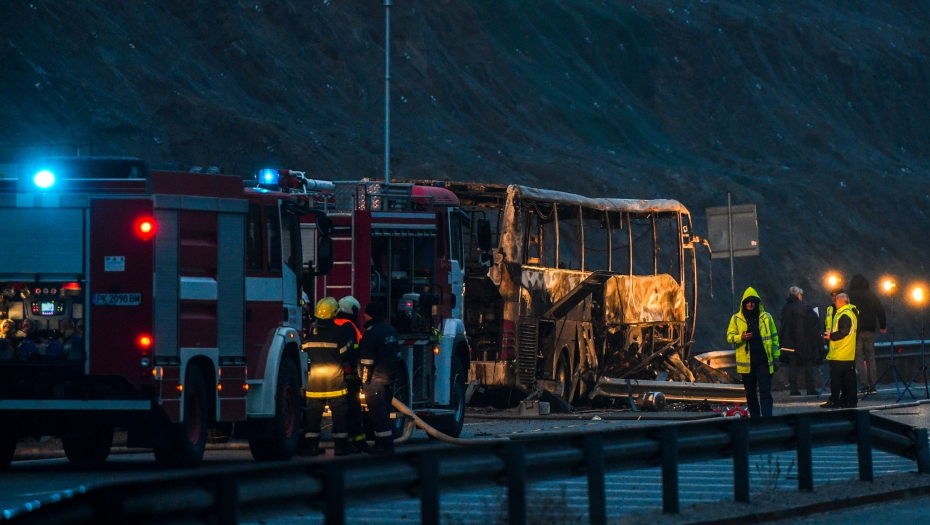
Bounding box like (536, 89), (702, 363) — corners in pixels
(425, 182), (701, 402)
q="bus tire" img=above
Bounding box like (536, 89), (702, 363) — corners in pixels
(155, 363), (208, 468)
(555, 352), (575, 404)
(62, 425), (113, 468)
(0, 431), (17, 471)
(430, 358), (467, 438)
(249, 358), (301, 461)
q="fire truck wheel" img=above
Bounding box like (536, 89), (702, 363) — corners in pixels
(249, 358), (301, 461)
(428, 358), (467, 439)
(155, 363), (208, 468)
(391, 364), (411, 439)
(62, 426), (114, 468)
(0, 432), (16, 471)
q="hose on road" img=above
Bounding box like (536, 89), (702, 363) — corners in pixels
(391, 397), (510, 445)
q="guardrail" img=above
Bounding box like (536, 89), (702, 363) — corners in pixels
(5, 409), (929, 525)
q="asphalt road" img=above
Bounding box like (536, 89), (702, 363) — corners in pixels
(3, 391), (928, 523)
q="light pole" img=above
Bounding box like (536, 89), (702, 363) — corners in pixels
(868, 278), (901, 398)
(898, 284), (929, 401)
(383, 0), (392, 185)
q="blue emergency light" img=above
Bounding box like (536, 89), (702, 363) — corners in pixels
(33, 170), (56, 189)
(257, 168), (279, 185)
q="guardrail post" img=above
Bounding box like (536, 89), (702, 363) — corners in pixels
(506, 442), (527, 525)
(419, 452), (440, 525)
(914, 428), (930, 474)
(660, 427), (679, 514)
(796, 415), (814, 492)
(323, 465), (346, 525)
(215, 476), (240, 525)
(855, 410), (874, 482)
(732, 417), (750, 503)
(584, 435), (606, 525)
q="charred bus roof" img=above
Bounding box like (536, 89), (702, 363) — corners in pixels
(407, 181), (690, 215)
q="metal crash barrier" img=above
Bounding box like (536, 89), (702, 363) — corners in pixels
(4, 410), (929, 525)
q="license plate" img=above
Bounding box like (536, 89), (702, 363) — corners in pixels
(92, 293), (142, 306)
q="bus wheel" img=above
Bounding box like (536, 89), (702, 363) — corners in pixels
(556, 352), (575, 404)
(0, 431), (17, 471)
(430, 358), (466, 438)
(249, 358), (301, 461)
(391, 364), (411, 439)
(62, 425), (114, 469)
(155, 363), (208, 468)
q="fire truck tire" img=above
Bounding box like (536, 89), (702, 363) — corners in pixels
(0, 432), (16, 470)
(62, 426), (114, 468)
(249, 358), (301, 461)
(391, 364), (411, 439)
(428, 358), (467, 439)
(154, 363), (208, 468)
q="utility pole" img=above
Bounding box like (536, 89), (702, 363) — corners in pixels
(384, 0), (392, 185)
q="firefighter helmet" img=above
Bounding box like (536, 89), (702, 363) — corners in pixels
(314, 297), (339, 320)
(338, 296), (360, 316)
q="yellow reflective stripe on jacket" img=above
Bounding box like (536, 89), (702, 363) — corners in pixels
(305, 388), (348, 398)
(827, 305), (857, 361)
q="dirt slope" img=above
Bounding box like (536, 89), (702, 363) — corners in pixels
(2, 0), (929, 350)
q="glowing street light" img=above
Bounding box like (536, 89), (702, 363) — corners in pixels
(912, 286), (926, 305)
(882, 278), (897, 294)
(824, 272), (843, 291)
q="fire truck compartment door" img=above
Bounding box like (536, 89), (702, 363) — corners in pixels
(0, 208), (84, 277)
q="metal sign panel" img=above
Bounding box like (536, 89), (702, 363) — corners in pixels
(706, 204), (759, 258)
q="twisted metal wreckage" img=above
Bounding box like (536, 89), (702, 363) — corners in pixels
(410, 181), (733, 405)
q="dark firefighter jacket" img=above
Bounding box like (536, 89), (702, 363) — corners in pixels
(304, 319), (353, 398)
(334, 315), (362, 376)
(359, 318), (399, 383)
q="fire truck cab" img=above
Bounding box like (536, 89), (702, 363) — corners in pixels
(0, 158), (328, 469)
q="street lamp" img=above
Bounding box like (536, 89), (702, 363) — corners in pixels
(899, 283), (929, 401)
(869, 277), (901, 398)
(824, 272), (843, 291)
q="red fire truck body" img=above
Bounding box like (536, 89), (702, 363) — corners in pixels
(0, 160), (308, 468)
(305, 181), (470, 437)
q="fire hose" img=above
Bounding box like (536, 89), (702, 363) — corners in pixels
(391, 397), (510, 445)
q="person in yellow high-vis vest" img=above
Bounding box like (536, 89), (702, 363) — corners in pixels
(727, 287), (780, 417)
(821, 293), (859, 409)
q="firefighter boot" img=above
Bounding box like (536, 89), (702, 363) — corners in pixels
(350, 438), (371, 454)
(333, 438), (351, 457)
(298, 436), (324, 456)
(369, 436), (394, 456)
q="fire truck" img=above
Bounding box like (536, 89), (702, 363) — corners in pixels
(0, 158), (332, 468)
(0, 159), (471, 470)
(301, 177), (471, 439)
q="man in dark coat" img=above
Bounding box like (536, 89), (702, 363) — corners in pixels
(779, 286), (822, 395)
(848, 274), (887, 393)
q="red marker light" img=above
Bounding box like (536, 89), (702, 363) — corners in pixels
(138, 335), (153, 349)
(135, 217), (157, 240)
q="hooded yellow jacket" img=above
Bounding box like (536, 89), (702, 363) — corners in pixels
(726, 287), (780, 374)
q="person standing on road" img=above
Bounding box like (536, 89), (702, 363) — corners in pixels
(822, 293), (859, 408)
(302, 297), (353, 456)
(334, 296), (369, 453)
(359, 301), (399, 455)
(848, 274), (887, 394)
(727, 287), (780, 417)
(779, 286), (822, 396)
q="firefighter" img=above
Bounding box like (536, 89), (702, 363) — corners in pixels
(302, 297), (353, 456)
(359, 301), (399, 455)
(334, 296), (369, 453)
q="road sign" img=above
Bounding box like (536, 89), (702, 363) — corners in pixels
(706, 204), (759, 259)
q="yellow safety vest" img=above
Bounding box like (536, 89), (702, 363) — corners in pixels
(826, 304), (857, 361)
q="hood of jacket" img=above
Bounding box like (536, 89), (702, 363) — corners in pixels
(849, 274), (870, 291)
(740, 287), (765, 314)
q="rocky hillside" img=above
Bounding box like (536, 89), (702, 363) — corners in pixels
(2, 0), (929, 349)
